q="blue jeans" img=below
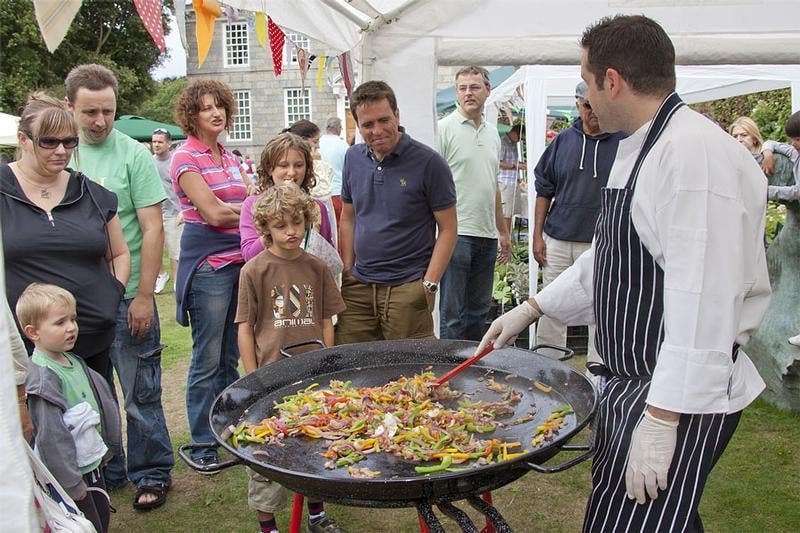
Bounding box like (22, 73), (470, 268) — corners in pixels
(185, 262), (241, 459)
(105, 299), (173, 489)
(439, 235), (498, 341)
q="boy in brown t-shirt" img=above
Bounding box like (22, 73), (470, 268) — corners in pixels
(236, 182), (346, 533)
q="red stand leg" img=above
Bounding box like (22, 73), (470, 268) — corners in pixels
(418, 512), (431, 533)
(289, 493), (304, 533)
(480, 492), (495, 533)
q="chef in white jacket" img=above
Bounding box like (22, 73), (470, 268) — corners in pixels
(478, 15), (770, 532)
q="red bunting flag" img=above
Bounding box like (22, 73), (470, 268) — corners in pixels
(268, 16), (285, 76)
(134, 0), (166, 53)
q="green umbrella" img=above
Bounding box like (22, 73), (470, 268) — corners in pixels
(114, 115), (186, 142)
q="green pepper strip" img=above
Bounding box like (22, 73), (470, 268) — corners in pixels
(414, 455), (453, 474)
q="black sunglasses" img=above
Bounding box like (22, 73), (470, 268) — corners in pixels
(580, 102), (592, 111)
(24, 131), (79, 150)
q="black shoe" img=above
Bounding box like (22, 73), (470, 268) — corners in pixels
(194, 455), (220, 475)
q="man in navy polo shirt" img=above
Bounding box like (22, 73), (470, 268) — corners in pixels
(336, 80), (457, 343)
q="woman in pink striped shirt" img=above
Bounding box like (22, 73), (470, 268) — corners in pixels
(170, 80), (248, 468)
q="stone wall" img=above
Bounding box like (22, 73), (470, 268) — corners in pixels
(185, 8), (342, 158)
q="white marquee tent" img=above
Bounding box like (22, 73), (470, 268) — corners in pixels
(227, 0), (800, 330)
(0, 112), (20, 147)
(227, 0), (800, 145)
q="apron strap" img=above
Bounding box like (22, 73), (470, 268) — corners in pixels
(625, 92), (684, 190)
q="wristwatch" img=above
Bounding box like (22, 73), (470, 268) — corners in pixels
(422, 279), (439, 294)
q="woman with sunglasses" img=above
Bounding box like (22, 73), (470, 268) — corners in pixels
(0, 92), (130, 380)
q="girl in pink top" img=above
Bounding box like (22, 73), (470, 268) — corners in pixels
(240, 133), (333, 261)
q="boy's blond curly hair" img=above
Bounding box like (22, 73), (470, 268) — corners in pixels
(252, 182), (319, 248)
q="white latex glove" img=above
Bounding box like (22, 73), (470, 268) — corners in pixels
(476, 300), (542, 354)
(625, 410), (679, 504)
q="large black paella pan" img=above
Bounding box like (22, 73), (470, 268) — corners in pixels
(180, 339), (597, 507)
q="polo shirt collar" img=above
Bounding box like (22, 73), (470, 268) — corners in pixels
(185, 134), (224, 154)
(455, 108), (486, 129)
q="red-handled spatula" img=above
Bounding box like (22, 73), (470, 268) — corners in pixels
(434, 345), (494, 386)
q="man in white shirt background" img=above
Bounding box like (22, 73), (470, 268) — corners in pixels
(478, 14), (770, 532)
(152, 128), (181, 294)
(318, 117), (349, 233)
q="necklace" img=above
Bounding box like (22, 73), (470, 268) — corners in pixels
(15, 163), (58, 199)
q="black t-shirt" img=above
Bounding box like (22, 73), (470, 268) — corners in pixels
(0, 165), (124, 354)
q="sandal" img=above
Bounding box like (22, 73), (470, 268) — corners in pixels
(132, 483), (168, 511)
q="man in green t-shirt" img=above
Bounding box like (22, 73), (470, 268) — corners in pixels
(66, 64), (173, 510)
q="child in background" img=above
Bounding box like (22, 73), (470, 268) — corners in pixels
(236, 182), (346, 533)
(239, 133), (334, 261)
(20, 283), (122, 533)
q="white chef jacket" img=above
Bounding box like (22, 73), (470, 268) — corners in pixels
(536, 106), (770, 415)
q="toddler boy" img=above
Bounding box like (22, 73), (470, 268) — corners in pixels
(19, 283), (122, 533)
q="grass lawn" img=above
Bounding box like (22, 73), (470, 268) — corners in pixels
(110, 273), (800, 532)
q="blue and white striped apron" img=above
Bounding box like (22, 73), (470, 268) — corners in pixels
(583, 93), (741, 533)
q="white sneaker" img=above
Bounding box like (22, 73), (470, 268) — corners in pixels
(789, 334), (800, 347)
(155, 272), (170, 294)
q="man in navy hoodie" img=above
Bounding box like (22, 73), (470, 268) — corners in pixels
(533, 81), (627, 363)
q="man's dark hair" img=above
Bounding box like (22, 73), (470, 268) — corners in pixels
(455, 66), (490, 87)
(65, 64), (119, 103)
(580, 15), (676, 96)
(785, 110), (800, 138)
(349, 81), (397, 124)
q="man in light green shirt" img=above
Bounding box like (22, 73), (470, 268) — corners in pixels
(436, 65), (511, 341)
(66, 64), (173, 510)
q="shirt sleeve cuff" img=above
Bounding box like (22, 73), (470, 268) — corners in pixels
(647, 343), (734, 413)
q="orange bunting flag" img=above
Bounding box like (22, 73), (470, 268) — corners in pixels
(193, 0), (221, 67)
(134, 0), (166, 53)
(254, 12), (267, 49)
(268, 16), (285, 76)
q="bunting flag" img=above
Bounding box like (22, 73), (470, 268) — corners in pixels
(254, 12), (267, 49)
(174, 0), (188, 52)
(268, 16), (285, 76)
(316, 55), (327, 92)
(134, 0), (166, 53)
(340, 52), (354, 99)
(297, 46), (308, 93)
(32, 0), (83, 53)
(224, 4), (237, 22)
(193, 0), (221, 67)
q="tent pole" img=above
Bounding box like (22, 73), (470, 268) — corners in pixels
(319, 0), (371, 30)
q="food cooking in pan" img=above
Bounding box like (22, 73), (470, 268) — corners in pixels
(227, 372), (574, 478)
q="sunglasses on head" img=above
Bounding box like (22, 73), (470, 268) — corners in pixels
(24, 131), (79, 150)
(153, 128), (168, 135)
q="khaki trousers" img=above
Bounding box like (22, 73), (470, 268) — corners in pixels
(335, 271), (435, 344)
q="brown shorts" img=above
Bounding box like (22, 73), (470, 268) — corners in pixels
(335, 272), (435, 344)
(246, 467), (289, 513)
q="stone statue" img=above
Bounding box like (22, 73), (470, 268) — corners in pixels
(744, 150), (800, 411)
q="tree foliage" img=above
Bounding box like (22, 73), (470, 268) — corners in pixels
(138, 77), (188, 124)
(691, 88), (792, 142)
(0, 0), (172, 115)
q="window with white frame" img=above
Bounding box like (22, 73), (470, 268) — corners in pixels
(285, 88), (311, 125)
(230, 90), (252, 141)
(284, 32), (311, 64)
(223, 22), (249, 67)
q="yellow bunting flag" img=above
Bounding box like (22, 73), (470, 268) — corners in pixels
(317, 55), (327, 92)
(193, 0), (221, 67)
(254, 12), (267, 49)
